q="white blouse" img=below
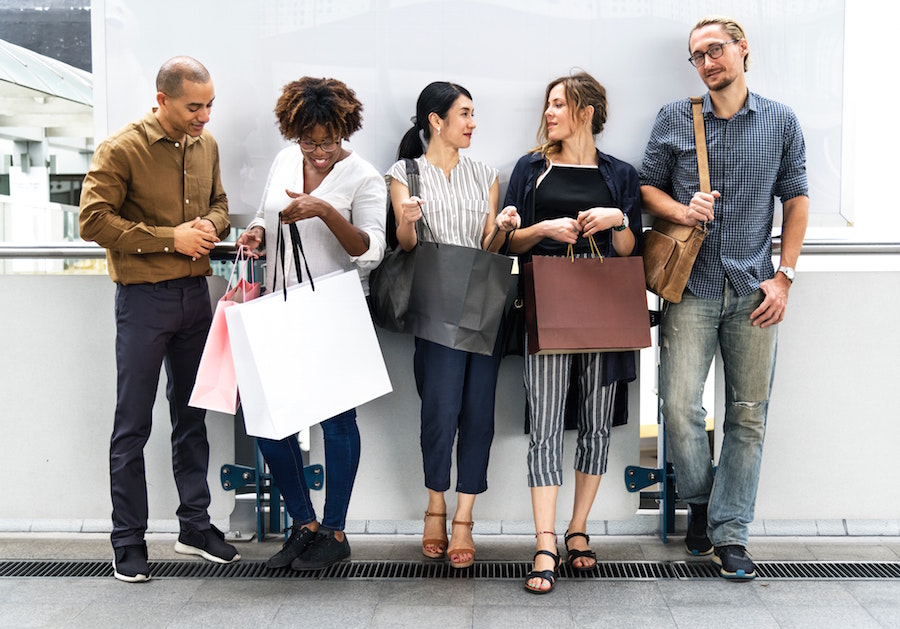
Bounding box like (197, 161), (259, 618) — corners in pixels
(248, 145), (386, 294)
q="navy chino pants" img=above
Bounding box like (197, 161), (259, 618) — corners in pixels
(110, 276), (213, 548)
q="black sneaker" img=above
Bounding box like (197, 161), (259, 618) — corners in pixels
(685, 503), (713, 556)
(266, 523), (318, 569)
(112, 543), (150, 583)
(712, 545), (757, 580)
(174, 525), (241, 564)
(290, 528), (350, 570)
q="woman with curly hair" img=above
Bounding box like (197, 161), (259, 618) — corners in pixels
(236, 76), (386, 571)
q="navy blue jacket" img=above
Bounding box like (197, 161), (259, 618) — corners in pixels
(504, 149), (644, 385)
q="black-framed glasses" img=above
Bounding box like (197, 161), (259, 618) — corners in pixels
(298, 139), (340, 153)
(688, 39), (738, 67)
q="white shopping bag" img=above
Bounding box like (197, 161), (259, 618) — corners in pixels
(226, 269), (392, 439)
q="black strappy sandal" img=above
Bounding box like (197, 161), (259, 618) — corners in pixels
(524, 549), (560, 594)
(564, 531), (597, 571)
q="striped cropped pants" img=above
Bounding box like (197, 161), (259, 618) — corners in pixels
(525, 349), (617, 487)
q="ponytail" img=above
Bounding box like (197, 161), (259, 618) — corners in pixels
(397, 125), (424, 159)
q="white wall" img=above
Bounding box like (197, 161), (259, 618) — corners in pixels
(4, 0), (891, 534)
(92, 0), (846, 224)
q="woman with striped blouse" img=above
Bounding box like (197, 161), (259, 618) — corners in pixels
(387, 81), (517, 569)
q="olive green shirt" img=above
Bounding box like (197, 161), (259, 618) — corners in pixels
(79, 110), (230, 285)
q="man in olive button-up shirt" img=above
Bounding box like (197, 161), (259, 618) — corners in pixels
(79, 56), (238, 582)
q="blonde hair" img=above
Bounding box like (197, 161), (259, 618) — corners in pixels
(534, 71), (607, 158)
(691, 15), (750, 72)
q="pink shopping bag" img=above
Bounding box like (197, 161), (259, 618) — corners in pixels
(189, 249), (261, 414)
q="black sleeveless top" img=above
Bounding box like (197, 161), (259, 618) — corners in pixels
(533, 163), (613, 257)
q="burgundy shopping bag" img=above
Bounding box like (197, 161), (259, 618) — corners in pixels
(524, 254), (651, 355)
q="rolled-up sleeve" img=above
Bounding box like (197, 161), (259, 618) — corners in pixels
(348, 169), (387, 270)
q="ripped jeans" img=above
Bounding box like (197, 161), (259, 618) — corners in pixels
(659, 280), (777, 547)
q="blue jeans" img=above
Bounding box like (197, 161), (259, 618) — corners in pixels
(659, 281), (777, 547)
(256, 409), (360, 531)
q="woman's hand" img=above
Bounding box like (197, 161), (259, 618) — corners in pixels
(542, 217), (582, 244)
(235, 226), (265, 259)
(496, 205), (521, 232)
(577, 207), (625, 238)
(398, 195), (424, 225)
(280, 188), (329, 224)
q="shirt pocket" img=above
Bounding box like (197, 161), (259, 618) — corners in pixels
(184, 174), (214, 217)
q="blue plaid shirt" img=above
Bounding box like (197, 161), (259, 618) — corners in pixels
(639, 92), (808, 299)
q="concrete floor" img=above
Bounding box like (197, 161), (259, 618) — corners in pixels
(2, 533), (900, 628)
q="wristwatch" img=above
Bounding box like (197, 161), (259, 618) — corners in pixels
(612, 211), (629, 231)
(777, 266), (795, 282)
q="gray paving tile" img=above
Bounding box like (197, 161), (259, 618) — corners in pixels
(843, 580), (900, 605)
(378, 579), (474, 606)
(755, 580), (859, 608)
(865, 605), (900, 628)
(370, 603), (474, 629)
(274, 601), (377, 629)
(656, 579), (766, 607)
(166, 601), (279, 628)
(570, 605), (677, 629)
(564, 580), (667, 607)
(64, 601), (186, 629)
(474, 604), (574, 629)
(271, 579), (386, 604)
(473, 578), (570, 606)
(0, 578), (109, 605)
(667, 603), (779, 629)
(803, 542), (899, 561)
(0, 602), (87, 629)
(766, 604), (882, 629)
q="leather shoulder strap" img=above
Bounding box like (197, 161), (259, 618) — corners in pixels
(690, 96), (710, 193)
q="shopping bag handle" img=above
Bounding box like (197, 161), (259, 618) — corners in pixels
(274, 212), (316, 300)
(565, 234), (603, 263)
(226, 247), (258, 301)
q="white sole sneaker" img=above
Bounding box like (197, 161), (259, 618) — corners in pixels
(174, 541), (241, 564)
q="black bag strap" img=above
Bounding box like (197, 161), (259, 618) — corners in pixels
(274, 211), (315, 300)
(387, 157), (436, 247)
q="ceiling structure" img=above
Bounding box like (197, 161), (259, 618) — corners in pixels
(0, 37), (92, 139)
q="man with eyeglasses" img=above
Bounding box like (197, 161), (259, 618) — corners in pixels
(80, 56), (240, 582)
(639, 16), (809, 580)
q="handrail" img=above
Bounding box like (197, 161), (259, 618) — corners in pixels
(0, 241), (240, 259)
(3, 240), (900, 259)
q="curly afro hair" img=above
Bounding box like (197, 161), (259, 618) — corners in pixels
(274, 77), (363, 141)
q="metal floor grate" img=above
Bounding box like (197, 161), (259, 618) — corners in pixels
(2, 560), (900, 580)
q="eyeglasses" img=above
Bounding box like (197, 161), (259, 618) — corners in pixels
(688, 39), (738, 67)
(298, 139), (340, 153)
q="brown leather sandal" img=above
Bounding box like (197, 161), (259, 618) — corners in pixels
(422, 511), (447, 558)
(447, 520), (475, 569)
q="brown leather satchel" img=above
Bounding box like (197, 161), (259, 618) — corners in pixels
(643, 96), (709, 303)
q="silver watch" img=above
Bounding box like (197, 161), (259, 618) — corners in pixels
(777, 266), (795, 282)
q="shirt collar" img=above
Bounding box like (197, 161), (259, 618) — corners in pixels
(701, 90), (757, 116)
(143, 109), (202, 147)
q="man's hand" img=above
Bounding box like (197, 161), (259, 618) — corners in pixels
(174, 216), (219, 260)
(751, 274), (791, 327)
(683, 190), (720, 225)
